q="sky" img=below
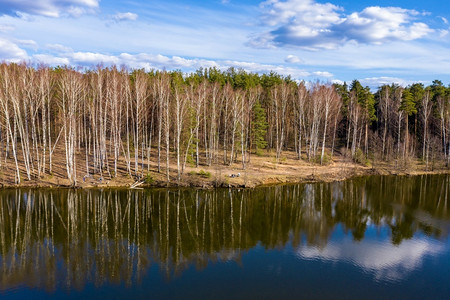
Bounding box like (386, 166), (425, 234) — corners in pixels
(0, 0), (449, 89)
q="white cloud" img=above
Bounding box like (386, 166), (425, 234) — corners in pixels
(0, 0), (99, 18)
(439, 29), (449, 37)
(16, 39), (38, 50)
(0, 38), (28, 61)
(33, 54), (70, 65)
(260, 0), (342, 27)
(15, 47), (331, 79)
(358, 76), (418, 89)
(46, 43), (73, 53)
(285, 54), (302, 64)
(312, 71), (333, 77)
(116, 53), (219, 70)
(222, 59), (310, 77)
(331, 79), (344, 85)
(118, 52), (309, 77)
(0, 24), (15, 32)
(112, 12), (138, 22)
(14, 11), (34, 21)
(252, 0), (434, 50)
(246, 32), (277, 49)
(72, 52), (120, 65)
(439, 16), (448, 24)
(337, 7), (433, 44)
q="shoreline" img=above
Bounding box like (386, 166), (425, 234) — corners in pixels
(2, 158), (448, 189)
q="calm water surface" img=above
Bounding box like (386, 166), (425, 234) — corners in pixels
(0, 175), (449, 299)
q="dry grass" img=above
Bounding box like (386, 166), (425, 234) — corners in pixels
(0, 145), (448, 188)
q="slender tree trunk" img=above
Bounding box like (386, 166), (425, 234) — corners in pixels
(321, 107), (328, 165)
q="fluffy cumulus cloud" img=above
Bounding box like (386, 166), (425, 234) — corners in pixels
(72, 52), (120, 65)
(112, 12), (138, 22)
(251, 0), (434, 50)
(260, 0), (342, 27)
(0, 38), (28, 61)
(338, 7), (433, 44)
(0, 0), (99, 18)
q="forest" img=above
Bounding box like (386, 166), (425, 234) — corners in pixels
(0, 63), (449, 185)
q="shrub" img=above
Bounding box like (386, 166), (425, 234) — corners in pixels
(354, 148), (367, 165)
(198, 169), (211, 178)
(189, 169), (212, 178)
(144, 173), (154, 184)
(320, 153), (332, 165)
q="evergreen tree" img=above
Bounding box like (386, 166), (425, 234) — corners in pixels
(364, 87), (377, 123)
(400, 89), (417, 116)
(252, 100), (268, 154)
(334, 82), (350, 143)
(400, 88), (417, 157)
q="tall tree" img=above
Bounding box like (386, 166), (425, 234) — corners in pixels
(252, 100), (267, 155)
(421, 88), (433, 167)
(399, 88), (417, 159)
(58, 68), (83, 185)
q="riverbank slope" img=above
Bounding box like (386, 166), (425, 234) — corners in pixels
(1, 149), (448, 189)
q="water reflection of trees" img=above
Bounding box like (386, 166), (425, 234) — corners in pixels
(0, 175), (448, 290)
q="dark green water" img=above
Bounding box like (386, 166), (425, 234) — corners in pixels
(0, 175), (449, 299)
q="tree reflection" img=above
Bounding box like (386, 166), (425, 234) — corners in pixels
(0, 175), (448, 290)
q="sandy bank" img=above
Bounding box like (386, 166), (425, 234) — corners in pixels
(1, 150), (448, 189)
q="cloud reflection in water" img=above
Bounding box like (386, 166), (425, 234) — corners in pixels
(297, 236), (444, 282)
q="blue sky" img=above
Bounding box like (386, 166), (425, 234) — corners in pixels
(0, 0), (449, 88)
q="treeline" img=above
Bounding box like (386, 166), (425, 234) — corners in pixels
(337, 80), (450, 167)
(0, 63), (448, 184)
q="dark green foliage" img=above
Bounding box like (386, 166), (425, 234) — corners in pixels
(190, 170), (211, 178)
(145, 173), (154, 184)
(351, 80), (377, 123)
(365, 87), (377, 123)
(198, 169), (212, 178)
(431, 80), (446, 106)
(334, 82), (350, 117)
(252, 100), (268, 153)
(400, 89), (417, 116)
(260, 71), (283, 89)
(354, 148), (367, 165)
(410, 83), (425, 105)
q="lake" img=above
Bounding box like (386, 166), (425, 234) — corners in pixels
(0, 175), (449, 299)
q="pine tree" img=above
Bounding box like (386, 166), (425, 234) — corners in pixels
(253, 100), (267, 155)
(400, 89), (417, 115)
(409, 83), (424, 138)
(400, 89), (417, 158)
